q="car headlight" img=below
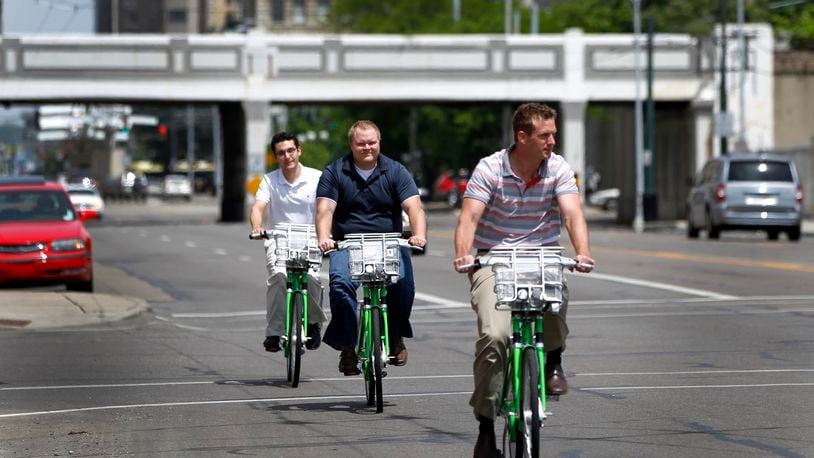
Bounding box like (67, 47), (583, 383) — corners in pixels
(51, 238), (87, 252)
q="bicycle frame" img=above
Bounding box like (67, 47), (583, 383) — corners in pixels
(337, 232), (409, 412)
(477, 247), (575, 449)
(265, 223), (323, 387)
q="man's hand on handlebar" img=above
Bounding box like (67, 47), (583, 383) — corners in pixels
(573, 254), (595, 273)
(453, 254), (476, 273)
(408, 235), (427, 249)
(318, 238), (336, 253)
(249, 228), (267, 240)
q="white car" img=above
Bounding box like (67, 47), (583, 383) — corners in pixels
(65, 184), (105, 219)
(588, 188), (620, 210)
(162, 174), (192, 201)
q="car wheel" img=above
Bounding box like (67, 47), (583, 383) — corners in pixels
(687, 218), (699, 239)
(787, 225), (801, 242)
(603, 198), (618, 211)
(705, 210), (720, 239)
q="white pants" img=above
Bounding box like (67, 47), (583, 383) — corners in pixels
(264, 238), (327, 337)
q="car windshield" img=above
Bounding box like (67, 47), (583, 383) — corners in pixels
(0, 190), (76, 222)
(728, 161), (793, 182)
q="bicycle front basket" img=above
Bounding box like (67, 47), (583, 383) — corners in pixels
(272, 223), (322, 270)
(490, 247), (566, 312)
(344, 233), (401, 282)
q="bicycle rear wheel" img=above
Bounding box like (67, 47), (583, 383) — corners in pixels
(370, 307), (384, 413)
(286, 293), (304, 388)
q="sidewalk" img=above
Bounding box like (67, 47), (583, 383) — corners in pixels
(0, 291), (149, 330)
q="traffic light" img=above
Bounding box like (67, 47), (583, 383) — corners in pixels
(157, 123), (168, 138)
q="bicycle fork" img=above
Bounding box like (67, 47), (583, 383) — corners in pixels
(282, 274), (309, 354)
(503, 314), (548, 440)
(360, 285), (390, 370)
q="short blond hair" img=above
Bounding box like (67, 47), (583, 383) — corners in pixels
(348, 120), (381, 143)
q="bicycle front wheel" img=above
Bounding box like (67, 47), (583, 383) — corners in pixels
(517, 347), (541, 458)
(286, 293), (304, 388)
(370, 307), (384, 413)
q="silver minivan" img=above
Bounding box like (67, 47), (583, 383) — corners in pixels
(686, 155), (803, 241)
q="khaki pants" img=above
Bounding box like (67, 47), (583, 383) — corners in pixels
(468, 266), (569, 420)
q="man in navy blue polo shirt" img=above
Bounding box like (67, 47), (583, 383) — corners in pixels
(316, 120), (427, 375)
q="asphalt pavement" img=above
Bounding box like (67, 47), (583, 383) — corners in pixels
(2, 198), (812, 330)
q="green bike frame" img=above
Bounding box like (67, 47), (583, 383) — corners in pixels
(502, 311), (546, 441)
(358, 283), (390, 367)
(283, 266), (310, 356)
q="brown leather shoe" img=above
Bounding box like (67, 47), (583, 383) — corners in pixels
(545, 364), (568, 395)
(338, 346), (360, 376)
(389, 337), (408, 366)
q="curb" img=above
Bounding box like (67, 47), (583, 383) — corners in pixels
(0, 291), (150, 330)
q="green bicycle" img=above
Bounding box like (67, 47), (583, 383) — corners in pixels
(252, 223), (322, 388)
(336, 232), (420, 413)
(467, 247), (586, 458)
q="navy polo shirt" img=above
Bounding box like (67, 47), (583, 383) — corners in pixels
(317, 153), (419, 240)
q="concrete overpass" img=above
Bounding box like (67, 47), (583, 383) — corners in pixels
(0, 27), (774, 221)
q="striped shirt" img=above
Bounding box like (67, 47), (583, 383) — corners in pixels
(464, 147), (578, 249)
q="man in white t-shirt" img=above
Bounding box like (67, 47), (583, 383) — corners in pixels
(250, 132), (327, 352)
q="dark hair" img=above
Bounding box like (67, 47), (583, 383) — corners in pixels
(512, 103), (557, 140)
(270, 131), (299, 154)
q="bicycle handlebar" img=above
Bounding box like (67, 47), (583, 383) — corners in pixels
(457, 255), (594, 273)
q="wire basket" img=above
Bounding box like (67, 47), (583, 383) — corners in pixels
(271, 223), (322, 271)
(487, 247), (567, 312)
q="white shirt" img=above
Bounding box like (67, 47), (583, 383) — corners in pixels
(255, 165), (322, 226)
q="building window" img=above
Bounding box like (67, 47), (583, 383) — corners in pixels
(271, 0), (285, 23)
(317, 0), (330, 21)
(291, 0), (306, 25)
(168, 9), (187, 24)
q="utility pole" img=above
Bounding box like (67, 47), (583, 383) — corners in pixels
(719, 0), (729, 156)
(736, 0), (747, 152)
(452, 0), (460, 23)
(632, 0), (644, 233)
(530, 0), (539, 34)
(645, 15), (656, 220)
(504, 0), (512, 35)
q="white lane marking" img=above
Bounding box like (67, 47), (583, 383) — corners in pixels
(0, 391), (472, 419)
(0, 374), (473, 392)
(0, 381), (215, 391)
(411, 308), (814, 323)
(414, 291), (469, 308)
(160, 235), (170, 242)
(165, 295), (814, 319)
(185, 241), (197, 248)
(586, 272), (737, 299)
(582, 382), (814, 392)
(238, 256), (252, 262)
(172, 311), (264, 318)
(7, 369), (812, 393)
(214, 248), (228, 255)
(577, 369), (814, 376)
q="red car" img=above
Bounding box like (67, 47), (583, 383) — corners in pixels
(0, 176), (94, 292)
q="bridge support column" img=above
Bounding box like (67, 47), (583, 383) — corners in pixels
(561, 101), (587, 195)
(219, 102), (246, 222)
(218, 101), (271, 222)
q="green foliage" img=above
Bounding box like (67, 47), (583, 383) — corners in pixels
(325, 0), (814, 49)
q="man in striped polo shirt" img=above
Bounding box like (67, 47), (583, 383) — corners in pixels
(453, 103), (595, 457)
